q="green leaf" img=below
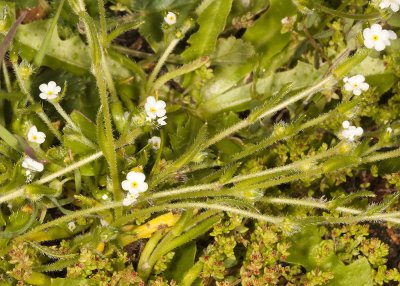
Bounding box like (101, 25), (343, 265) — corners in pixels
(70, 111), (97, 143)
(182, 0), (233, 61)
(201, 37), (255, 99)
(14, 20), (131, 79)
(287, 226), (373, 286)
(326, 257), (373, 286)
(243, 0), (296, 67)
(199, 61), (323, 116)
(164, 242), (197, 282)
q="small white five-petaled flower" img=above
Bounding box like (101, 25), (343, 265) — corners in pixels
(343, 75), (369, 96)
(39, 81), (61, 100)
(67, 221), (76, 232)
(148, 136), (161, 150)
(341, 121), (364, 142)
(27, 125), (46, 144)
(379, 0), (400, 12)
(145, 96), (167, 120)
(121, 171), (148, 193)
(363, 24), (397, 51)
(164, 12), (177, 25)
(22, 157), (44, 172)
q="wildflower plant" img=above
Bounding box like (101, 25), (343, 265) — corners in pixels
(0, 0), (400, 285)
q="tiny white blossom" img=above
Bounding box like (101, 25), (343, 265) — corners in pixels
(341, 121), (364, 142)
(39, 81), (61, 100)
(123, 192), (139, 206)
(148, 136), (161, 150)
(164, 12), (177, 25)
(67, 221), (76, 232)
(363, 24), (397, 51)
(343, 75), (369, 96)
(386, 127), (393, 133)
(281, 17), (290, 25)
(121, 171), (148, 194)
(379, 0), (400, 12)
(157, 116), (167, 126)
(124, 111), (130, 120)
(101, 194), (108, 200)
(27, 125), (46, 144)
(22, 157), (44, 172)
(342, 120), (350, 129)
(100, 219), (109, 227)
(145, 96), (166, 120)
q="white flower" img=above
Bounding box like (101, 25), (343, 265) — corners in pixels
(342, 120), (351, 129)
(144, 96), (166, 120)
(39, 81), (61, 100)
(101, 194), (108, 200)
(148, 136), (161, 150)
(386, 127), (393, 133)
(341, 121), (364, 142)
(379, 0), (400, 12)
(363, 24), (397, 51)
(67, 221), (76, 232)
(22, 157), (44, 172)
(122, 192), (139, 206)
(100, 219), (109, 227)
(157, 116), (167, 126)
(343, 75), (369, 96)
(164, 12), (177, 25)
(121, 171), (148, 194)
(27, 125), (46, 144)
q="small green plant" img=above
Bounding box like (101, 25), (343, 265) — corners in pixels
(0, 0), (400, 285)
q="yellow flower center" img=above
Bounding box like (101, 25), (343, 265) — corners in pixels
(131, 181), (138, 188)
(372, 35), (379, 41)
(47, 91), (53, 95)
(33, 135), (37, 140)
(353, 83), (358, 88)
(150, 107), (156, 113)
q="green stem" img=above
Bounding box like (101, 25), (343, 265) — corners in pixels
(78, 11), (122, 218)
(0, 151), (103, 204)
(37, 111), (63, 142)
(362, 148), (400, 164)
(315, 4), (380, 20)
(17, 201), (122, 240)
(204, 75), (335, 148)
(146, 23), (192, 92)
(97, 0), (108, 45)
(52, 102), (80, 132)
(263, 197), (400, 224)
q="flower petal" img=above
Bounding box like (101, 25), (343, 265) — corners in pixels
(39, 84), (49, 93)
(127, 171), (146, 182)
(121, 180), (131, 191)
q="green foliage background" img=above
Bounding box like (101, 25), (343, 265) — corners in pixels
(0, 0), (400, 285)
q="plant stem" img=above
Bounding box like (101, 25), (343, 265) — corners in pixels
(36, 111), (63, 142)
(146, 23), (192, 92)
(78, 11), (123, 218)
(263, 197), (400, 224)
(52, 102), (80, 132)
(0, 151), (103, 204)
(18, 201), (122, 240)
(205, 75), (335, 148)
